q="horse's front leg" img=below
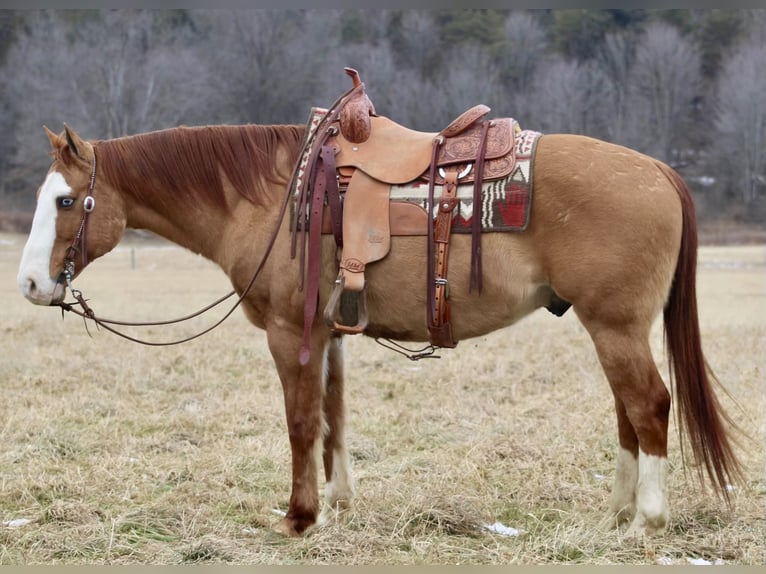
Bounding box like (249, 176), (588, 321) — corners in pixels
(266, 323), (328, 537)
(320, 334), (355, 523)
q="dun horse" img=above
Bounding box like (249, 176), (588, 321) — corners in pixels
(17, 104), (741, 537)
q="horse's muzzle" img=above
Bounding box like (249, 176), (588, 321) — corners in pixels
(17, 271), (66, 306)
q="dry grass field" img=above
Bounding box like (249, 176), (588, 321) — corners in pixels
(1, 231), (763, 565)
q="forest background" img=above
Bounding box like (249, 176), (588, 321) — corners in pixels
(1, 9), (764, 232)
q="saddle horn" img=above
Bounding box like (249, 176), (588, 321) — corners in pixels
(339, 68), (376, 144)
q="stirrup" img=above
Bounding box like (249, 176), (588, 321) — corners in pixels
(324, 274), (369, 335)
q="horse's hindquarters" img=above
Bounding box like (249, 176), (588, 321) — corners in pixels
(528, 134), (683, 323)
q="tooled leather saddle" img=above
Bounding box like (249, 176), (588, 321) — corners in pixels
(290, 68), (521, 365)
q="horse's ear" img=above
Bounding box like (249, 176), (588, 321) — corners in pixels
(44, 125), (64, 150)
(62, 123), (93, 163)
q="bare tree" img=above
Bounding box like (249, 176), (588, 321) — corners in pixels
(714, 41), (766, 204)
(429, 43), (504, 122)
(493, 11), (549, 124)
(498, 11), (548, 94)
(4, 12), (94, 207)
(4, 10), (213, 210)
(201, 10), (342, 124)
(627, 22), (703, 164)
(7, 11), (210, 138)
(743, 9), (766, 44)
(530, 56), (610, 136)
(332, 42), (409, 120)
(73, 11), (212, 137)
(392, 11), (442, 76)
(2, 8), (762, 222)
(597, 30), (637, 146)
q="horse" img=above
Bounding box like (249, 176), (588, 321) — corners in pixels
(17, 118), (742, 538)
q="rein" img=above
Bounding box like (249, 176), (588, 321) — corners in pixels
(56, 150), (292, 347)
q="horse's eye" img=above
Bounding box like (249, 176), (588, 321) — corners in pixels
(57, 197), (76, 209)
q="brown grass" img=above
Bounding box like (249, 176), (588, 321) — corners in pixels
(1, 232), (763, 565)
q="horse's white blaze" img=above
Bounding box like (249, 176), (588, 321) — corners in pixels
(636, 450), (669, 529)
(17, 171), (71, 305)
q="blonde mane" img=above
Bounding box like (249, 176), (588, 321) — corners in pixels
(95, 124), (305, 210)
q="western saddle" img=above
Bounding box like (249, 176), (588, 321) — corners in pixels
(290, 68), (519, 365)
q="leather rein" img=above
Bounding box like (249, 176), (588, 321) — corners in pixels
(56, 151), (291, 347)
(56, 81), (365, 347)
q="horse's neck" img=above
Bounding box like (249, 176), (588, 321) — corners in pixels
(123, 186), (233, 262)
(102, 124), (301, 265)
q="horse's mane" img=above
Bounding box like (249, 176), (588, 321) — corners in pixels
(95, 124), (306, 210)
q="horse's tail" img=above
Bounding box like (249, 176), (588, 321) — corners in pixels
(658, 162), (744, 502)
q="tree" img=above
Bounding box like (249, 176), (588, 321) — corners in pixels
(199, 10), (343, 125)
(435, 9), (505, 48)
(387, 11), (443, 78)
(0, 8), (764, 224)
(696, 10), (745, 78)
(75, 10), (211, 138)
(351, 41), (504, 132)
(334, 40), (438, 130)
(0, 11), (25, 203)
(530, 57), (611, 137)
(3, 11), (89, 206)
(714, 41), (766, 206)
(0, 10), (24, 61)
(549, 9), (644, 61)
(7, 10), (209, 137)
(597, 31), (638, 146)
(496, 11), (548, 93)
(626, 22), (703, 164)
(3, 10), (211, 210)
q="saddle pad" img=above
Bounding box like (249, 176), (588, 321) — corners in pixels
(289, 106), (328, 201)
(391, 129), (542, 232)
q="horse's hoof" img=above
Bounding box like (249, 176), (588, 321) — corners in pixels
(273, 517), (315, 537)
(318, 499), (354, 526)
(624, 514), (667, 538)
(273, 518), (300, 537)
(598, 506), (634, 532)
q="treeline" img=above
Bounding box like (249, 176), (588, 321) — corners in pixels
(1, 9), (764, 222)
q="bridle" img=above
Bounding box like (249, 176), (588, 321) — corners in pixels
(61, 154), (97, 306)
(56, 83), (363, 348)
(53, 86), (441, 359)
(56, 148), (291, 346)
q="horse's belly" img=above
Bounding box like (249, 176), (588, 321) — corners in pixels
(357, 234), (548, 342)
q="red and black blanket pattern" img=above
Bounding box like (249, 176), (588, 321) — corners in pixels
(390, 128), (542, 232)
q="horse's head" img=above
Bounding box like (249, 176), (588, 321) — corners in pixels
(17, 125), (126, 305)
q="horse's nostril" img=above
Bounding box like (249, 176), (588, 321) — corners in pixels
(27, 278), (37, 295)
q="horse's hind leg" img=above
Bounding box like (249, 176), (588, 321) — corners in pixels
(598, 396), (640, 530)
(586, 321), (671, 536)
(319, 334), (355, 522)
